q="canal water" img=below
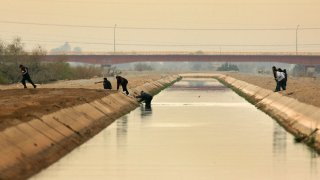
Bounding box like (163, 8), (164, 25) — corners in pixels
(32, 78), (320, 180)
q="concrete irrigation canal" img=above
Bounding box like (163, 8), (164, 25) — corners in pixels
(31, 77), (320, 180)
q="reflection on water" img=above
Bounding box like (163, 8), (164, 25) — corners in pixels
(116, 116), (128, 146)
(139, 105), (153, 118)
(152, 102), (251, 107)
(32, 78), (320, 180)
(171, 79), (228, 91)
(273, 121), (287, 156)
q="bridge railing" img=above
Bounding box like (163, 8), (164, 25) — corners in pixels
(46, 51), (320, 56)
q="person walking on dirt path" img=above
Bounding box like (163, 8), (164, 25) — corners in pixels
(116, 75), (129, 95)
(95, 77), (112, 89)
(273, 67), (286, 92)
(19, 64), (36, 89)
(135, 91), (153, 109)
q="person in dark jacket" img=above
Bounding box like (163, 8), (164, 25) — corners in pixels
(19, 64), (36, 89)
(95, 78), (112, 89)
(272, 66), (278, 91)
(283, 69), (288, 89)
(272, 66), (277, 81)
(136, 91), (153, 109)
(116, 75), (129, 95)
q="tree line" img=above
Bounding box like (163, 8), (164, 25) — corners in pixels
(0, 38), (103, 84)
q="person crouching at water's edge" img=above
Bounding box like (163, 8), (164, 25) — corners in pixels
(95, 78), (112, 89)
(19, 64), (36, 89)
(116, 75), (129, 95)
(136, 91), (153, 109)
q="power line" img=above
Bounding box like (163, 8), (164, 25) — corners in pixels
(4, 38), (315, 47)
(21, 39), (114, 45)
(0, 21), (114, 29)
(2, 35), (320, 48)
(1, 20), (320, 31)
(0, 30), (116, 41)
(300, 28), (320, 30)
(118, 27), (295, 31)
(115, 43), (296, 47)
(301, 43), (320, 46)
(2, 32), (320, 47)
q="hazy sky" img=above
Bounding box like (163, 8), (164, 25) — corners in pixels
(0, 0), (320, 53)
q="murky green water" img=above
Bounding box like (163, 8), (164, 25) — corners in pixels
(31, 78), (320, 180)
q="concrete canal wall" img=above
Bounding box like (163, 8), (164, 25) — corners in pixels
(0, 75), (180, 180)
(181, 73), (320, 153)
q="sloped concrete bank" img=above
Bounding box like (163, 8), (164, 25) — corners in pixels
(181, 73), (320, 153)
(0, 75), (181, 180)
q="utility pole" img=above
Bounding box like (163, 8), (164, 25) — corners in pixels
(296, 24), (300, 55)
(114, 24), (117, 53)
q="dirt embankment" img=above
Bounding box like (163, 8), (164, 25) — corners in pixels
(0, 89), (110, 131)
(0, 74), (163, 131)
(225, 73), (320, 108)
(0, 74), (180, 180)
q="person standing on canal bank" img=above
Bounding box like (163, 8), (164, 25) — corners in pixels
(283, 69), (288, 89)
(272, 66), (278, 90)
(116, 75), (129, 95)
(272, 66), (286, 92)
(19, 64), (36, 89)
(95, 78), (112, 89)
(136, 91), (153, 109)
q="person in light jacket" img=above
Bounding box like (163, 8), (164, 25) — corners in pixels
(272, 66), (286, 92)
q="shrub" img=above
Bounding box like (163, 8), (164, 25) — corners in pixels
(217, 62), (239, 71)
(134, 63), (154, 71)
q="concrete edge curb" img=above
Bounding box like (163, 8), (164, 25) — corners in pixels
(181, 73), (320, 153)
(0, 75), (181, 180)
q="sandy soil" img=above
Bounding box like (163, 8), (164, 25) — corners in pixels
(225, 72), (320, 108)
(0, 73), (164, 130)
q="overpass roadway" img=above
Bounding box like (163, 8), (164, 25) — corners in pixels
(43, 54), (320, 66)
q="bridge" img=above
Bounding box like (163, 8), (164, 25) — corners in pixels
(43, 54), (320, 66)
